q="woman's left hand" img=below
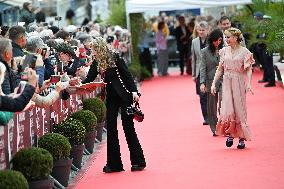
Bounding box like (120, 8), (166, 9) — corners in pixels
(132, 92), (140, 102)
(246, 84), (254, 95)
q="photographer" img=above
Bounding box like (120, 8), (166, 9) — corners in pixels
(25, 35), (47, 87)
(83, 37), (146, 173)
(0, 38), (20, 94)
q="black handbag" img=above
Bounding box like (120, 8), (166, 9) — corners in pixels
(126, 101), (144, 122)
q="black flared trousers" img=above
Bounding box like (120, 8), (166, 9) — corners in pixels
(106, 87), (145, 168)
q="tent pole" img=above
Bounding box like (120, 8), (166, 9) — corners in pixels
(126, 11), (132, 64)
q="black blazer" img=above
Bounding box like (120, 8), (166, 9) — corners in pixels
(83, 54), (137, 103)
(174, 26), (190, 51)
(0, 84), (35, 112)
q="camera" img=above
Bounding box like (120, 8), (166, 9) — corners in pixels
(126, 102), (144, 122)
(23, 54), (37, 69)
(20, 71), (28, 81)
(41, 47), (47, 58)
(55, 16), (62, 21)
(71, 46), (78, 51)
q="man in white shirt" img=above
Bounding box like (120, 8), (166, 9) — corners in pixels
(219, 16), (246, 47)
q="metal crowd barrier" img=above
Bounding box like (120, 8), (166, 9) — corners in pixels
(0, 82), (104, 170)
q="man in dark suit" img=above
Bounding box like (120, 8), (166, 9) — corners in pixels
(175, 16), (190, 75)
(253, 12), (275, 87)
(191, 21), (209, 125)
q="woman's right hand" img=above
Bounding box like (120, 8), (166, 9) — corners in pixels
(200, 84), (206, 93)
(211, 85), (217, 95)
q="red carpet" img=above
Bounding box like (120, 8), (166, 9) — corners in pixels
(73, 71), (284, 189)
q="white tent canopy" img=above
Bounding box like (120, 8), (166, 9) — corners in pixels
(126, 0), (252, 14)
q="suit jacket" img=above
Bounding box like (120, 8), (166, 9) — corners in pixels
(83, 53), (137, 103)
(199, 47), (222, 92)
(191, 37), (204, 77)
(174, 26), (190, 51)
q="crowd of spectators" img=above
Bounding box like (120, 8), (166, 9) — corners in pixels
(0, 2), (132, 113)
(140, 11), (276, 88)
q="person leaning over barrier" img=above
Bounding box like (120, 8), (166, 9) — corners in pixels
(31, 79), (63, 109)
(82, 37), (146, 173)
(55, 43), (81, 77)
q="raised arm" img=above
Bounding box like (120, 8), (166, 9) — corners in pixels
(0, 84), (35, 112)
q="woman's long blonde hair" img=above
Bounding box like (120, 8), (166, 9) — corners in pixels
(92, 37), (117, 72)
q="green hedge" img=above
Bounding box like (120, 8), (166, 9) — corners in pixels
(54, 118), (86, 146)
(0, 170), (28, 189)
(38, 133), (71, 161)
(70, 110), (97, 132)
(82, 98), (106, 123)
(12, 147), (53, 181)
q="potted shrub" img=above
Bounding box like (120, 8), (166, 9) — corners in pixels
(70, 110), (97, 153)
(11, 147), (54, 189)
(83, 97), (106, 142)
(0, 170), (28, 189)
(38, 133), (72, 187)
(54, 118), (86, 169)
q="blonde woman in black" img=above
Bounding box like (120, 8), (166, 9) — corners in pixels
(82, 37), (146, 173)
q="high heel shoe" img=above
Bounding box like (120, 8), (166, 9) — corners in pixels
(103, 165), (125, 173)
(237, 138), (246, 149)
(131, 163), (146, 172)
(226, 137), (234, 147)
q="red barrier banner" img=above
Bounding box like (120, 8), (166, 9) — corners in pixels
(0, 82), (104, 170)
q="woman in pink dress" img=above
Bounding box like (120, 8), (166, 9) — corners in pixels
(211, 27), (254, 149)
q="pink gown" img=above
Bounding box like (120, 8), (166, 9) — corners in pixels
(216, 46), (254, 141)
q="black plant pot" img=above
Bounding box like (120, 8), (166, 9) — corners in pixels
(29, 178), (54, 189)
(85, 130), (97, 153)
(51, 159), (72, 187)
(96, 121), (105, 142)
(70, 144), (85, 169)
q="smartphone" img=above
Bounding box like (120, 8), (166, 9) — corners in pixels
(41, 48), (47, 58)
(23, 54), (37, 69)
(50, 75), (61, 83)
(17, 81), (27, 94)
(71, 46), (78, 51)
(20, 72), (28, 81)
